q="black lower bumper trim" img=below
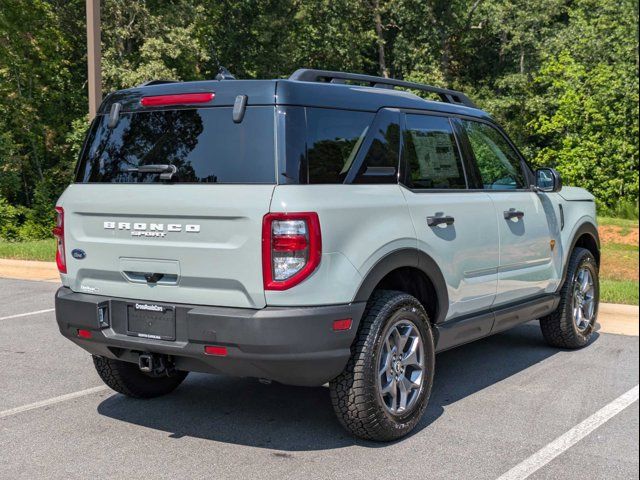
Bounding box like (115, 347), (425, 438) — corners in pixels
(55, 287), (365, 386)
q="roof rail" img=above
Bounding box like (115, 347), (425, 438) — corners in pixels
(289, 69), (477, 108)
(137, 79), (180, 87)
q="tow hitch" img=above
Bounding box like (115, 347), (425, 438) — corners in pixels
(138, 353), (176, 377)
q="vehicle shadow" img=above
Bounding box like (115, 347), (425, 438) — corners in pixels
(96, 322), (598, 451)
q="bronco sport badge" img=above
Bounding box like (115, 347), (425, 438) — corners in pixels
(103, 221), (201, 237)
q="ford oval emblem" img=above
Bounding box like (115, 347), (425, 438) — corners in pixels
(71, 249), (86, 260)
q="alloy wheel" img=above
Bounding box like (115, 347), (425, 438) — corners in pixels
(573, 266), (596, 332)
(377, 319), (425, 415)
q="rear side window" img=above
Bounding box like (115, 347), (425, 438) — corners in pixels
(306, 108), (374, 183)
(403, 114), (466, 189)
(461, 120), (525, 190)
(76, 107), (276, 183)
(352, 109), (401, 184)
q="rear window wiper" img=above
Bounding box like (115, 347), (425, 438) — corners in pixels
(126, 164), (177, 181)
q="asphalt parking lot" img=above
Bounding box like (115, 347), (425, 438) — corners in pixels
(0, 277), (638, 480)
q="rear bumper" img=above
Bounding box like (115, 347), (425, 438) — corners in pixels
(55, 287), (365, 386)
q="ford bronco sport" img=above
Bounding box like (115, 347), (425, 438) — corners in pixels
(54, 69), (600, 441)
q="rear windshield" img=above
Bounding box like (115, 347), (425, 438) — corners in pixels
(76, 106), (276, 183)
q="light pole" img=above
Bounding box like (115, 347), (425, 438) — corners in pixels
(86, 0), (102, 120)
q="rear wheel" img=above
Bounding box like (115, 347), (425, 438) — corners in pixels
(540, 247), (599, 348)
(93, 355), (188, 398)
(330, 290), (435, 441)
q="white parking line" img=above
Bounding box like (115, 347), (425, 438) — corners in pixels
(0, 308), (54, 321)
(497, 384), (639, 480)
(0, 386), (110, 419)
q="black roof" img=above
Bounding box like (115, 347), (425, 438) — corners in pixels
(98, 71), (491, 121)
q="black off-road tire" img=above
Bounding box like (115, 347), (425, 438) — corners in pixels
(540, 247), (599, 349)
(93, 355), (188, 398)
(329, 290), (435, 441)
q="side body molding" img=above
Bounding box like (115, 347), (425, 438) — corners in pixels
(353, 248), (450, 324)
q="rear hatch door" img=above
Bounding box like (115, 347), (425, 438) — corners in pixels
(59, 99), (276, 309)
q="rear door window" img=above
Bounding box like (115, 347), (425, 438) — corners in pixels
(76, 106), (276, 183)
(402, 114), (467, 189)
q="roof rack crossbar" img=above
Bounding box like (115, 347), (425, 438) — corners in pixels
(288, 69), (477, 108)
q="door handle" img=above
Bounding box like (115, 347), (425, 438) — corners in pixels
(504, 209), (525, 220)
(427, 215), (455, 227)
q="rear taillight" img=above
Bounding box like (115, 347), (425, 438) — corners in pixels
(52, 206), (66, 274)
(262, 212), (321, 290)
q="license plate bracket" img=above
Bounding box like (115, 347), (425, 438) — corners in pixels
(127, 303), (175, 341)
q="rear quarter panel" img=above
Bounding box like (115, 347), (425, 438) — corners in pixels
(266, 184), (416, 306)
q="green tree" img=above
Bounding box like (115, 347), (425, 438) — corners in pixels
(0, 0), (638, 242)
(0, 0), (80, 206)
(529, 0), (639, 205)
(102, 0), (210, 89)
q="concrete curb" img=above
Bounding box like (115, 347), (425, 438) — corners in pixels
(597, 303), (639, 336)
(0, 258), (59, 282)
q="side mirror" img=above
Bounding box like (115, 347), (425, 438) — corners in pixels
(535, 168), (562, 192)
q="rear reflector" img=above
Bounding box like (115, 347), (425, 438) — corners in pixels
(77, 329), (92, 339)
(204, 345), (228, 356)
(332, 318), (353, 331)
(140, 92), (215, 107)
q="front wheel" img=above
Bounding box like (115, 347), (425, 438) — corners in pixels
(540, 247), (599, 348)
(330, 290), (435, 441)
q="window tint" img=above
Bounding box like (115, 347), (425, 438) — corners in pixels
(462, 120), (525, 190)
(353, 111), (400, 184)
(306, 108), (374, 183)
(76, 107), (276, 183)
(278, 107), (307, 184)
(403, 114), (466, 189)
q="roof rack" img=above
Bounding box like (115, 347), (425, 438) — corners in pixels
(289, 69), (477, 108)
(137, 79), (180, 87)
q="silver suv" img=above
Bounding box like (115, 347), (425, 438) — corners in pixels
(54, 69), (600, 441)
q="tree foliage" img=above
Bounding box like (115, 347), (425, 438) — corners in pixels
(0, 0), (638, 239)
(529, 0), (639, 203)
